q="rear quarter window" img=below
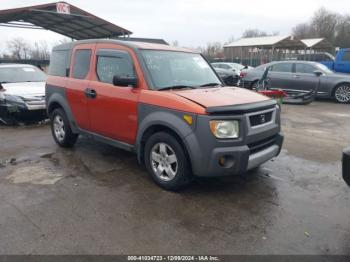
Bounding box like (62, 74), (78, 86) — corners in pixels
(342, 51), (350, 61)
(48, 50), (69, 77)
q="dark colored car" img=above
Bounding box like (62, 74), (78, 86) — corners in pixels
(46, 39), (283, 191)
(240, 61), (350, 103)
(213, 67), (239, 86)
(343, 147), (350, 186)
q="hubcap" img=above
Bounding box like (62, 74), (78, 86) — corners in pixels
(150, 142), (178, 181)
(335, 85), (350, 103)
(53, 115), (65, 142)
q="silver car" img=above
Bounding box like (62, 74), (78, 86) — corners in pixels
(241, 61), (350, 103)
(0, 64), (47, 124)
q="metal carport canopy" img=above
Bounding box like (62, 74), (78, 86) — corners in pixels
(0, 2), (132, 40)
(224, 36), (305, 49)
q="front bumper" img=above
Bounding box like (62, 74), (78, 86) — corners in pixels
(0, 101), (47, 123)
(184, 102), (283, 177)
(343, 147), (350, 186)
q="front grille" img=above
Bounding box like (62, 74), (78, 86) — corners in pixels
(249, 111), (273, 127)
(248, 135), (277, 155)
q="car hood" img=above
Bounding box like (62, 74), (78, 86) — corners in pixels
(170, 87), (270, 108)
(2, 82), (45, 98)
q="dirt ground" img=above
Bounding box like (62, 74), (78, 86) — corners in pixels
(0, 101), (349, 255)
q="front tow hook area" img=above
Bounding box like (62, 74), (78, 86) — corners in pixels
(343, 146), (350, 187)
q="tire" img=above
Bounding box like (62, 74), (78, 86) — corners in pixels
(51, 108), (78, 148)
(144, 132), (193, 191)
(251, 80), (259, 90)
(334, 84), (350, 103)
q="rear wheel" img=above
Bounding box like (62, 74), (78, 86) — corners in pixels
(51, 108), (78, 148)
(144, 132), (193, 191)
(334, 84), (350, 103)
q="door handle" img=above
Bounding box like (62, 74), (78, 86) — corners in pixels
(84, 88), (97, 99)
(293, 74), (300, 78)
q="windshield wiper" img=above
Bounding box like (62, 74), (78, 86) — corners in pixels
(199, 83), (223, 87)
(158, 85), (196, 91)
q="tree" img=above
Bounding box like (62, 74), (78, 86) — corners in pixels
(7, 38), (31, 59)
(241, 29), (279, 38)
(199, 42), (224, 59)
(31, 41), (50, 60)
(292, 7), (350, 47)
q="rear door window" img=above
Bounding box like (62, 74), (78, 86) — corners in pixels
(72, 49), (92, 79)
(295, 63), (316, 74)
(270, 63), (293, 73)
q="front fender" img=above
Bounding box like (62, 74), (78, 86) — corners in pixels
(136, 103), (199, 165)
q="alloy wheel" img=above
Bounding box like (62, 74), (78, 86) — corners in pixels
(335, 85), (350, 103)
(53, 115), (65, 142)
(150, 142), (178, 181)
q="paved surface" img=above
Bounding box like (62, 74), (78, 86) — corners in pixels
(0, 101), (349, 255)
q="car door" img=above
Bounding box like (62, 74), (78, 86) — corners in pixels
(292, 62), (319, 93)
(87, 44), (140, 145)
(268, 62), (294, 91)
(65, 44), (95, 130)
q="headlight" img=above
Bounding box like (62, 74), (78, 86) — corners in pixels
(209, 120), (239, 139)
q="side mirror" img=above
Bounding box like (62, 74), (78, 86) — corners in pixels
(313, 70), (323, 77)
(243, 65), (248, 69)
(113, 75), (137, 87)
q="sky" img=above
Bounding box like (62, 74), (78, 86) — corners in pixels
(1, 0), (350, 54)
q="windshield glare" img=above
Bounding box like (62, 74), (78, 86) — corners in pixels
(141, 50), (221, 90)
(0, 66), (47, 83)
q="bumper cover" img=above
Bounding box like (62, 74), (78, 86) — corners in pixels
(0, 102), (47, 123)
(187, 133), (284, 177)
(343, 147), (350, 187)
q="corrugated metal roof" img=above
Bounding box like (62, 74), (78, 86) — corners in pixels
(224, 36), (292, 47)
(0, 2), (132, 40)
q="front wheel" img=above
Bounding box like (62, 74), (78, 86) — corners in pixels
(51, 108), (78, 148)
(334, 84), (350, 103)
(144, 132), (193, 191)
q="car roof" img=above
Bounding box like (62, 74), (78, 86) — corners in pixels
(0, 63), (37, 68)
(53, 39), (198, 53)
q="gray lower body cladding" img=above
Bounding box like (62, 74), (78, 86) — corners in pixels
(137, 103), (283, 177)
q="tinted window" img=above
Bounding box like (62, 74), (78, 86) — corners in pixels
(97, 55), (134, 84)
(270, 63), (292, 73)
(72, 49), (91, 79)
(342, 51), (350, 61)
(295, 63), (316, 74)
(221, 64), (231, 69)
(49, 50), (69, 77)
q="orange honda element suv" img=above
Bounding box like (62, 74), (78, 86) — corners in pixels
(46, 40), (283, 191)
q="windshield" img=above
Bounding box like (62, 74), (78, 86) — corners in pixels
(141, 50), (221, 90)
(316, 63), (334, 74)
(0, 66), (47, 83)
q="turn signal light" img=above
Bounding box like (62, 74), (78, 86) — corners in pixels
(183, 115), (193, 125)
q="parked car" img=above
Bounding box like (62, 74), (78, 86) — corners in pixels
(0, 64), (47, 124)
(211, 62), (252, 75)
(343, 146), (350, 187)
(297, 49), (350, 74)
(240, 61), (350, 103)
(213, 67), (239, 86)
(46, 40), (283, 191)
